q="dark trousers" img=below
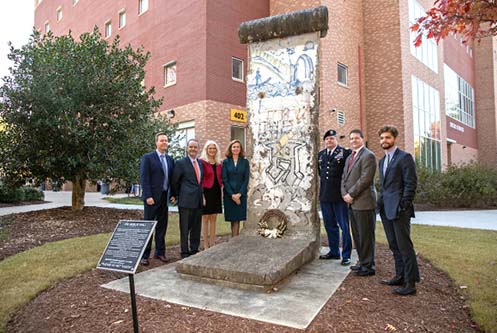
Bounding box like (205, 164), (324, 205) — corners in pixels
(380, 208), (420, 284)
(142, 191), (169, 259)
(321, 201), (352, 259)
(178, 207), (202, 257)
(349, 208), (376, 271)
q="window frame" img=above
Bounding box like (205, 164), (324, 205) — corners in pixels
(56, 6), (62, 21)
(163, 61), (177, 88)
(337, 62), (348, 87)
(104, 20), (112, 39)
(231, 57), (244, 82)
(118, 10), (126, 29)
(138, 0), (149, 15)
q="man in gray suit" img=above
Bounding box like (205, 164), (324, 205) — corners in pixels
(341, 129), (377, 277)
(377, 125), (419, 296)
(172, 139), (204, 259)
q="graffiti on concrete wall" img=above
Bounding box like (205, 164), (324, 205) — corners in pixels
(247, 32), (319, 227)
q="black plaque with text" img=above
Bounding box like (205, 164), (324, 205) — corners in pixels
(97, 220), (156, 274)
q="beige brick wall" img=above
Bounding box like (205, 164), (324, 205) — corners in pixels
(474, 37), (497, 167)
(167, 100), (247, 155)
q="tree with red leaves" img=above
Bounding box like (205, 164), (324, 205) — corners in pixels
(411, 0), (497, 46)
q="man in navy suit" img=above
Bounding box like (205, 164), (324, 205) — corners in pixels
(140, 132), (175, 266)
(377, 125), (420, 296)
(172, 139), (204, 258)
(318, 129), (352, 265)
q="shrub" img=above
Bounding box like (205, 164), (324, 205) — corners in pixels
(0, 185), (44, 203)
(416, 163), (497, 209)
(22, 187), (44, 201)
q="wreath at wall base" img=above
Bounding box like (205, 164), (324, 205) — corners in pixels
(257, 209), (288, 239)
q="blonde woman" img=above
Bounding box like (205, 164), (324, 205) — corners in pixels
(222, 139), (249, 237)
(199, 140), (223, 249)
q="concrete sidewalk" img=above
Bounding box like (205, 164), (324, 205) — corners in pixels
(1, 191), (496, 230)
(0, 191), (144, 216)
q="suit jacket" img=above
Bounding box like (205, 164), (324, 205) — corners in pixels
(221, 157), (249, 197)
(378, 148), (417, 220)
(318, 146), (351, 202)
(172, 157), (204, 209)
(341, 146), (377, 210)
(200, 159), (223, 189)
(140, 151), (175, 203)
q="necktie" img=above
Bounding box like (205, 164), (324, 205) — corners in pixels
(348, 151), (356, 171)
(193, 159), (201, 184)
(160, 155), (168, 191)
(327, 150), (331, 158)
(383, 153), (390, 176)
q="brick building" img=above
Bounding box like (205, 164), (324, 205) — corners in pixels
(34, 0), (497, 170)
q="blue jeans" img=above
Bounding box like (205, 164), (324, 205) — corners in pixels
(320, 201), (351, 259)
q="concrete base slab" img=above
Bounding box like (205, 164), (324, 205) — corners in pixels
(102, 247), (357, 329)
(176, 235), (317, 290)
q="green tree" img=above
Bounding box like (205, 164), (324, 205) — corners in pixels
(0, 28), (176, 210)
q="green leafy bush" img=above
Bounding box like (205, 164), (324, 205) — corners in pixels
(0, 185), (44, 203)
(416, 163), (497, 209)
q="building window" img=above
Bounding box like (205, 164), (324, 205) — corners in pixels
(105, 21), (112, 38)
(444, 64), (475, 127)
(175, 121), (195, 154)
(119, 10), (126, 29)
(337, 63), (348, 86)
(409, 0), (438, 73)
(44, 21), (50, 33)
(412, 75), (441, 171)
(56, 7), (62, 21)
(232, 57), (244, 82)
(163, 61), (177, 87)
(138, 0), (149, 15)
(231, 126), (246, 149)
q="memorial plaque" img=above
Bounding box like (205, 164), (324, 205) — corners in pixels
(97, 220), (156, 274)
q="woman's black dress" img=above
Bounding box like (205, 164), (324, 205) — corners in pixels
(203, 163), (222, 214)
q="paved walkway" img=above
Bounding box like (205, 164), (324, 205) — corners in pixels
(1, 191), (496, 230)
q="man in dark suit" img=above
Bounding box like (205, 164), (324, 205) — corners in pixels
(172, 139), (204, 258)
(341, 129), (377, 277)
(318, 129), (352, 265)
(140, 132), (175, 266)
(377, 125), (420, 296)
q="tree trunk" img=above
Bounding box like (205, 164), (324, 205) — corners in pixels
(72, 175), (86, 211)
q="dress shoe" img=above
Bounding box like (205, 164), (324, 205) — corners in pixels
(181, 253), (190, 259)
(354, 269), (375, 277)
(380, 276), (404, 286)
(319, 253), (341, 260)
(140, 259), (149, 266)
(392, 285), (417, 296)
(350, 264), (360, 271)
(341, 258), (351, 266)
(153, 255), (169, 263)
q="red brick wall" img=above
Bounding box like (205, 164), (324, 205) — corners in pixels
(206, 0), (268, 106)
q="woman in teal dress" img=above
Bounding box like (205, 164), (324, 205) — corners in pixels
(222, 139), (250, 237)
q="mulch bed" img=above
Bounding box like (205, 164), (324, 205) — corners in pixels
(1, 208), (480, 332)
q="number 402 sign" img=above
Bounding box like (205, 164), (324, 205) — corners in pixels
(230, 109), (247, 123)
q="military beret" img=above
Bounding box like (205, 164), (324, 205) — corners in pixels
(323, 129), (337, 140)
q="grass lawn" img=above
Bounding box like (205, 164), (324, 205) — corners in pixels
(0, 220), (496, 333)
(0, 214), (231, 333)
(103, 196), (143, 205)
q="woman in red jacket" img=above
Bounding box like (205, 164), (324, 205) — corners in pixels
(199, 140), (223, 249)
